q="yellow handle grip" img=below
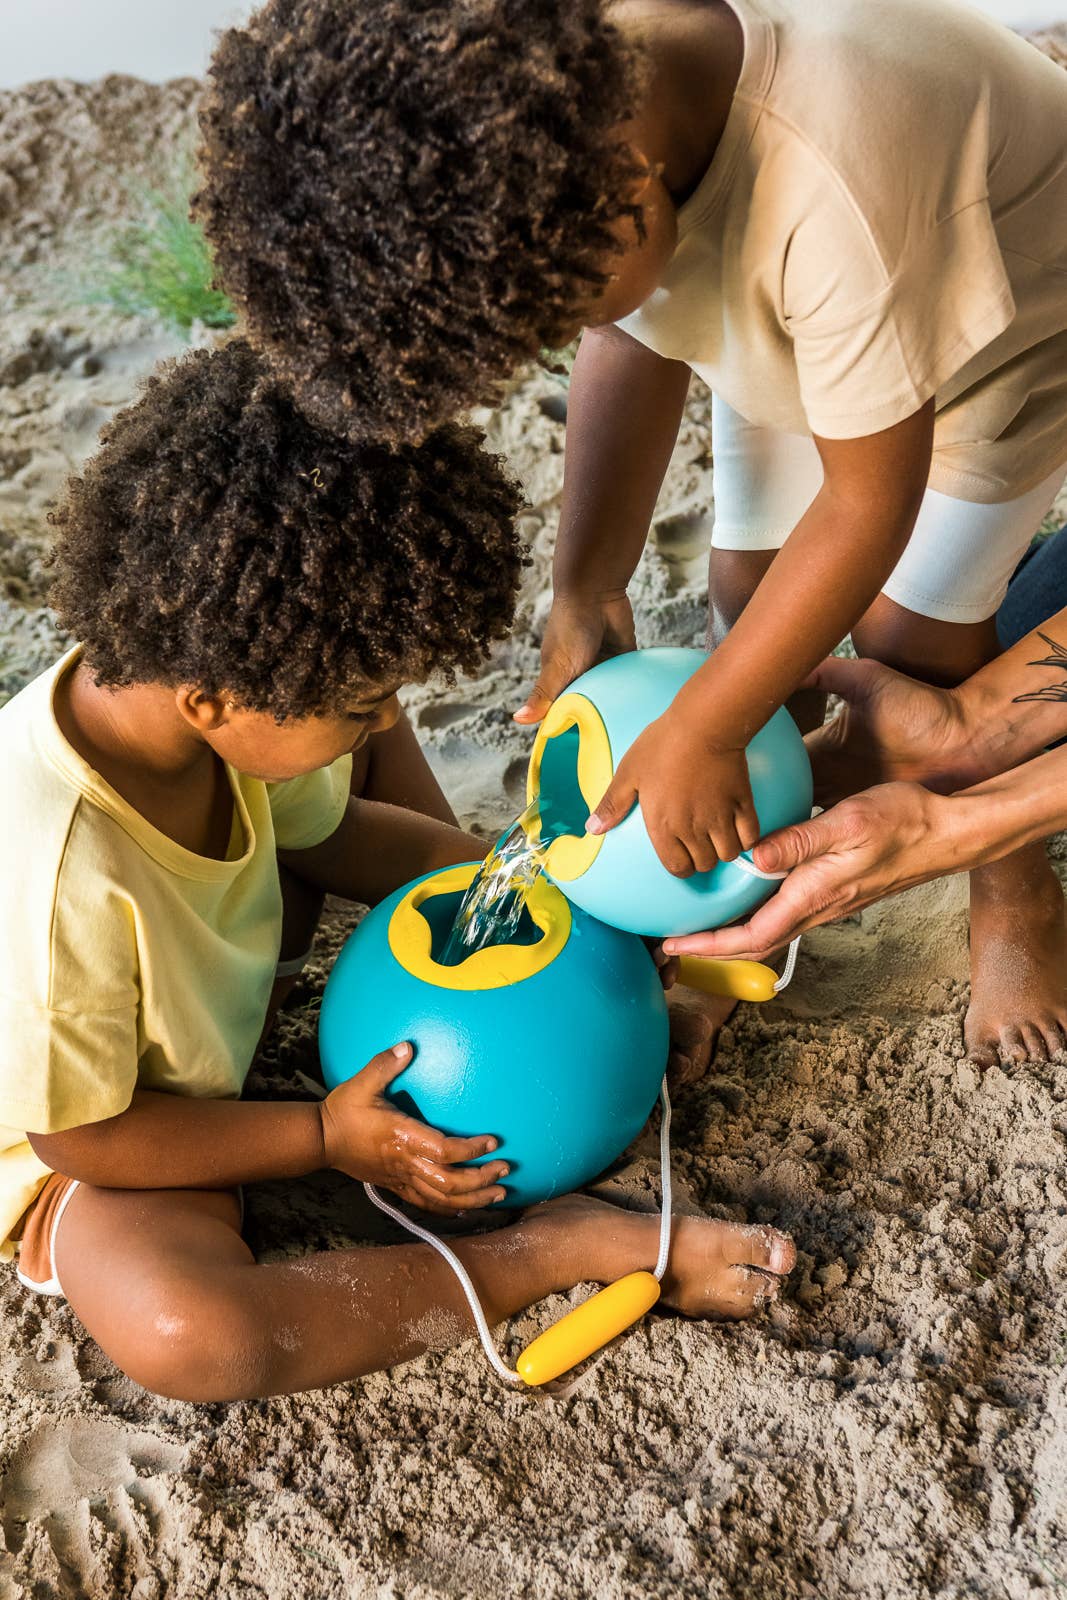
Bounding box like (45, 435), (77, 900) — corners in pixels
(516, 1270), (661, 1387)
(675, 955), (778, 1003)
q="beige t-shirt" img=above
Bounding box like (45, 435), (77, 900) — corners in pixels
(0, 650), (352, 1258)
(620, 0), (1067, 502)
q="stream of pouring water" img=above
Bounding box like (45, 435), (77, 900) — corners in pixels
(439, 798), (551, 966)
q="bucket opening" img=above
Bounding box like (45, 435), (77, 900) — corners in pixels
(526, 693), (612, 883)
(387, 863), (572, 991)
(417, 887), (545, 964)
(535, 725), (591, 842)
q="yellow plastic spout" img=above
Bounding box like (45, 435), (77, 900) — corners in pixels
(516, 1270), (662, 1387)
(675, 955), (778, 1003)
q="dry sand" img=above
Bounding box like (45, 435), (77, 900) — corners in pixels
(2, 40), (1067, 1600)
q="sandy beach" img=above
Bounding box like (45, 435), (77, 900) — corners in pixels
(2, 34), (1067, 1599)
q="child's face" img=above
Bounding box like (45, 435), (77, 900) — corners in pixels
(179, 685), (402, 782)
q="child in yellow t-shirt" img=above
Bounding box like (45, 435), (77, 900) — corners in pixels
(0, 341), (792, 1402)
(197, 0), (1067, 1066)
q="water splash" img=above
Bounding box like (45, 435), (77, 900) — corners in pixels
(438, 798), (551, 966)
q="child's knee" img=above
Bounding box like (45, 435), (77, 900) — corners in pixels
(116, 1275), (269, 1402)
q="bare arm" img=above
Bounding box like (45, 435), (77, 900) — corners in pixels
(675, 402), (935, 744)
(30, 1091), (324, 1190)
(349, 708), (457, 825)
(279, 796), (483, 907)
(954, 606), (1067, 770)
(516, 324), (692, 722)
(28, 1048), (508, 1215)
(588, 401), (936, 872)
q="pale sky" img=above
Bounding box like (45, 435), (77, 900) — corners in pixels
(0, 0), (1057, 90)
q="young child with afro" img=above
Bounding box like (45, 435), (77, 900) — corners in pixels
(0, 341), (793, 1402)
(196, 0), (1067, 1067)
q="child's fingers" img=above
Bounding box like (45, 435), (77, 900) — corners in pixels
(660, 832), (701, 878)
(401, 1127), (500, 1167)
(356, 1041), (414, 1092)
(407, 1174), (508, 1212)
(735, 795), (762, 855)
(709, 817), (745, 866)
(585, 772), (638, 836)
(682, 826), (719, 874)
(407, 1154), (509, 1195)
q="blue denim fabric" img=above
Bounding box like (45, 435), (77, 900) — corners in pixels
(997, 525), (1067, 649)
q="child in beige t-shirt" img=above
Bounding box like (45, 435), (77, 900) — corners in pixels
(1, 340), (792, 1402)
(198, 0), (1067, 1065)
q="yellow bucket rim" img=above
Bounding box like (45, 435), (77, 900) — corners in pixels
(387, 862), (571, 991)
(525, 692), (613, 883)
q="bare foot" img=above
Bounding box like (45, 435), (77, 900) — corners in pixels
(966, 845), (1067, 1066)
(667, 989), (736, 1089)
(526, 1195), (795, 1320)
(658, 1215), (796, 1319)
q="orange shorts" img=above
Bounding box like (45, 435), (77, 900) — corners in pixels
(12, 1172), (80, 1297)
(12, 1176), (246, 1299)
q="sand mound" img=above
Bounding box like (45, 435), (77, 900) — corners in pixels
(1, 36), (1066, 1600)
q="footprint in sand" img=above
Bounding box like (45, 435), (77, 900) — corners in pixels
(0, 1416), (185, 1594)
(415, 700), (475, 733)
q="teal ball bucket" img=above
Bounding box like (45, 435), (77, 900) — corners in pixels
(318, 862), (669, 1208)
(526, 647), (813, 938)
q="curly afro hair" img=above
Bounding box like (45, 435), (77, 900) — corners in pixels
(48, 340), (525, 719)
(194, 0), (646, 444)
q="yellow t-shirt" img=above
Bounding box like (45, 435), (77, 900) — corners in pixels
(620, 0), (1067, 503)
(0, 650), (352, 1258)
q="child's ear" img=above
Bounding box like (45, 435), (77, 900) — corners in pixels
(175, 686), (234, 734)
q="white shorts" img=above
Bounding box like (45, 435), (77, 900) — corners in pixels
(710, 394), (1067, 624)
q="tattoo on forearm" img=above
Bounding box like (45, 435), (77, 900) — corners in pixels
(1012, 631), (1067, 704)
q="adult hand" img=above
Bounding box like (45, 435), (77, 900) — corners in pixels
(805, 656), (978, 804)
(662, 781), (958, 961)
(514, 592), (636, 725)
(319, 1043), (509, 1215)
(586, 711), (759, 874)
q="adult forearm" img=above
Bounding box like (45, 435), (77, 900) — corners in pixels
(952, 743), (1067, 868)
(954, 604), (1067, 773)
(351, 709), (457, 826)
(554, 325), (691, 597)
(29, 1091), (326, 1190)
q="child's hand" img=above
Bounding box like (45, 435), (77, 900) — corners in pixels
(586, 713), (760, 874)
(514, 592), (636, 724)
(318, 1043), (509, 1215)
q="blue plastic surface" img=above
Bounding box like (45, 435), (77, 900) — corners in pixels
(319, 866), (669, 1208)
(536, 647), (813, 937)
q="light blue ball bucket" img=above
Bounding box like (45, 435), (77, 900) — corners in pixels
(526, 647), (813, 937)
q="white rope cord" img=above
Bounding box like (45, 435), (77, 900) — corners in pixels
(733, 852), (788, 883)
(652, 1078), (673, 1281)
(363, 1180), (524, 1385)
(364, 1073), (675, 1387)
(730, 852), (801, 995)
(774, 937), (802, 994)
